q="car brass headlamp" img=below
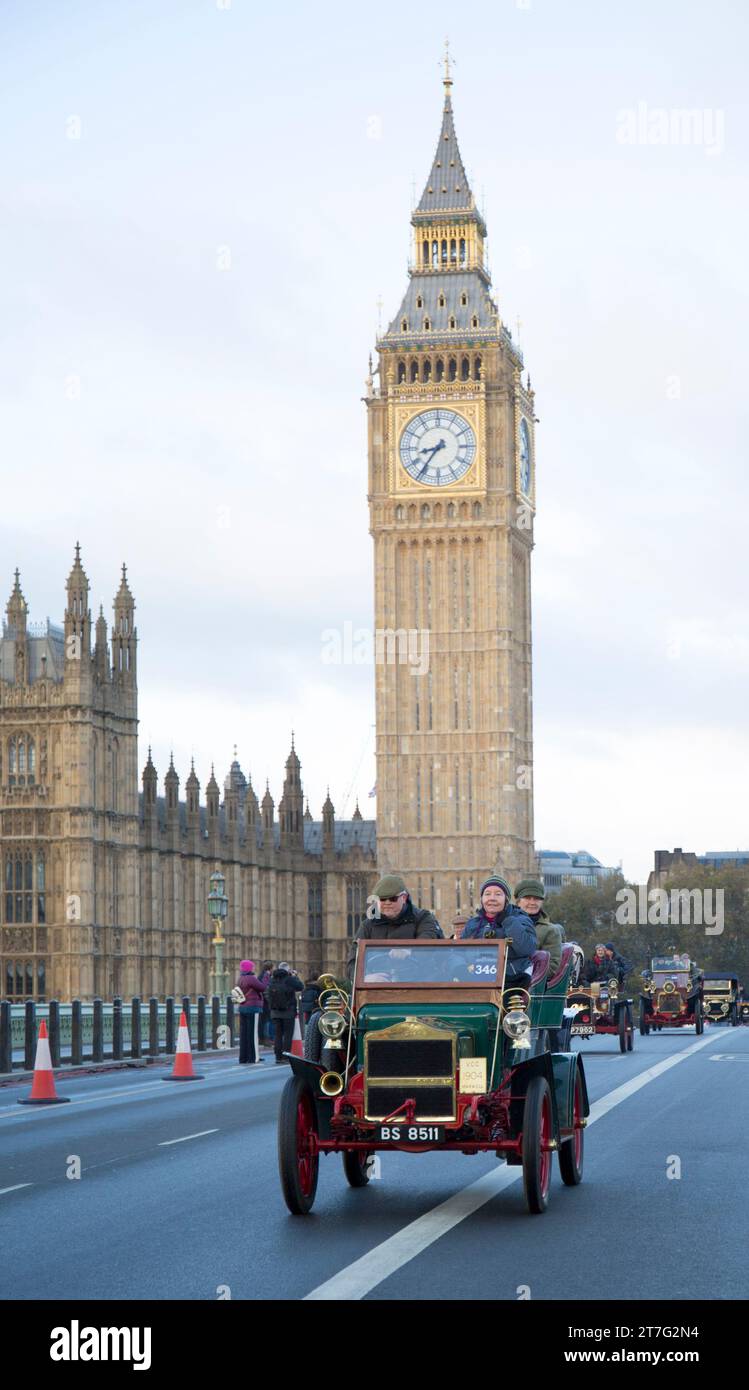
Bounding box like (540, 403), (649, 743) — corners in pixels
(720, 1002), (729, 1014)
(318, 1010), (347, 1041)
(502, 1009), (531, 1049)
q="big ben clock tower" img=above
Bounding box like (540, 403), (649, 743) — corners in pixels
(366, 60), (536, 920)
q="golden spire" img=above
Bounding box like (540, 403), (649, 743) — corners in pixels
(442, 37), (454, 95)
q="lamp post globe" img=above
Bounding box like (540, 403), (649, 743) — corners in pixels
(208, 868), (229, 999)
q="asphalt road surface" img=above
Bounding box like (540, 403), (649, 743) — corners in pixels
(1, 1026), (746, 1301)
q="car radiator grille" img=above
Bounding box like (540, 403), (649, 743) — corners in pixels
(657, 993), (680, 1014)
(366, 1039), (454, 1078)
(364, 1035), (456, 1121)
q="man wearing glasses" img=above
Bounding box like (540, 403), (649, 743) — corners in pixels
(347, 873), (443, 977)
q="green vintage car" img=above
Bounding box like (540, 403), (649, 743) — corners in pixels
(277, 938), (588, 1217)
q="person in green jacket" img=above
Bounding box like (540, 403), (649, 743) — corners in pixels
(514, 878), (564, 975)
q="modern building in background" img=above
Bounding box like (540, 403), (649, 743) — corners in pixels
(0, 554), (376, 1001)
(538, 850), (619, 893)
(368, 64), (536, 917)
(648, 847), (749, 892)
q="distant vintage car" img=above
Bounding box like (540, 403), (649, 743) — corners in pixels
(565, 977), (635, 1052)
(639, 955), (703, 1034)
(739, 1000), (749, 1026)
(277, 939), (588, 1217)
(702, 973), (741, 1025)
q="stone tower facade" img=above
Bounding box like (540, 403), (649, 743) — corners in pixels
(0, 549), (140, 1002)
(1, 550), (376, 1001)
(366, 68), (536, 921)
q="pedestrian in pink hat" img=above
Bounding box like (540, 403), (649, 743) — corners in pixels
(235, 960), (267, 1064)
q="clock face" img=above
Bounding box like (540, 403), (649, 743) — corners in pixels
(399, 409), (476, 487)
(519, 417), (531, 495)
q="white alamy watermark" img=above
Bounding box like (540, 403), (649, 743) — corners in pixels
(321, 622), (430, 676)
(50, 1321), (151, 1370)
(616, 101), (725, 155)
(615, 886), (724, 935)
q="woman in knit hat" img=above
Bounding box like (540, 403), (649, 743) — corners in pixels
(235, 959), (267, 1065)
(462, 876), (537, 983)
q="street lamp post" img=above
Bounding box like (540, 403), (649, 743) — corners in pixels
(208, 868), (229, 999)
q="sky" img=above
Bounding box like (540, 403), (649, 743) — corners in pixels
(1, 0), (748, 882)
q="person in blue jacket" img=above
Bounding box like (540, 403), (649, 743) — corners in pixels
(462, 876), (537, 985)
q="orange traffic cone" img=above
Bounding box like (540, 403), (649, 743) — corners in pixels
(18, 1020), (70, 1105)
(162, 1010), (204, 1081)
(291, 1009), (304, 1058)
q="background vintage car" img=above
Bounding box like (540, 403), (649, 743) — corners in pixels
(702, 973), (741, 1025)
(640, 955), (704, 1034)
(277, 938), (589, 1217)
(565, 978), (635, 1052)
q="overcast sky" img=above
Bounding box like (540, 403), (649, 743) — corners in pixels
(1, 0), (747, 882)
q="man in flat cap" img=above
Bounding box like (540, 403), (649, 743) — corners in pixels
(347, 873), (442, 977)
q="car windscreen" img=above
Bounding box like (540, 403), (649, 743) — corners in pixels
(360, 943), (502, 984)
(652, 972), (689, 988)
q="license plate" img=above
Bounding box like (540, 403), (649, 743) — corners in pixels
(375, 1124), (445, 1143)
(571, 1025), (595, 1036)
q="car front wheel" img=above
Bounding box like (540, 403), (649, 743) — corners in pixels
(278, 1075), (319, 1215)
(343, 1149), (373, 1187)
(522, 1074), (553, 1214)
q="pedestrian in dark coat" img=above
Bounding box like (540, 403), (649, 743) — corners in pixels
(347, 873), (442, 977)
(301, 978), (322, 1026)
(257, 960), (274, 1044)
(268, 963), (304, 1062)
(236, 959), (267, 1065)
(462, 876), (537, 984)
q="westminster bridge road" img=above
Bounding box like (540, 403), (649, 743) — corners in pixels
(0, 1026), (746, 1302)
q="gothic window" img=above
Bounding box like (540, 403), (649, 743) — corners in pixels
(451, 555), (459, 624)
(425, 556), (432, 624)
(464, 557), (472, 628)
(423, 358), (431, 381)
(468, 766), (473, 830)
(441, 239), (448, 264)
(429, 764), (434, 831)
(461, 356), (470, 381)
(422, 241), (429, 266)
(435, 357), (444, 382)
(401, 318), (408, 332)
(453, 667), (459, 729)
(448, 316), (456, 331)
(395, 505), (404, 521)
(466, 668), (472, 730)
(308, 880), (323, 938)
(415, 679), (420, 731)
(456, 878), (461, 910)
(473, 501), (482, 518)
(432, 240), (438, 268)
(461, 292), (467, 306)
(411, 554), (420, 625)
(454, 766), (460, 829)
(421, 503), (431, 521)
(438, 292), (445, 308)
(450, 238), (456, 264)
(410, 360), (419, 383)
(416, 295), (423, 308)
(447, 501), (456, 519)
(7, 734), (35, 787)
(346, 877), (367, 938)
(430, 875), (436, 908)
(416, 766), (422, 831)
(459, 238), (466, 264)
(423, 317), (431, 331)
(427, 671), (433, 731)
(3, 849), (37, 924)
(37, 853), (46, 924)
(471, 315), (479, 329)
(448, 357), (457, 380)
(397, 360), (406, 383)
(474, 355), (482, 380)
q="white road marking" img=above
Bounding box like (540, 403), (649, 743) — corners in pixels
(0, 1183), (33, 1195)
(158, 1129), (219, 1146)
(304, 1031), (719, 1301)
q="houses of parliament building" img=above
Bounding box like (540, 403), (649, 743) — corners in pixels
(1, 66), (536, 1002)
